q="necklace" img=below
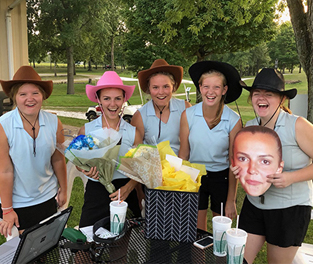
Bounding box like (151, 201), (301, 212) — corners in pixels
(19, 109), (39, 157)
(153, 102), (166, 139)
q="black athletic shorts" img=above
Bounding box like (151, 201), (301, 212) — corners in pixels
(239, 196), (311, 247)
(198, 168), (229, 214)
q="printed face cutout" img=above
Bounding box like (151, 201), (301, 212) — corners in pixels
(233, 130), (284, 196)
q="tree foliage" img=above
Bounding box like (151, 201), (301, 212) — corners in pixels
(123, 0), (279, 63)
(267, 22), (299, 72)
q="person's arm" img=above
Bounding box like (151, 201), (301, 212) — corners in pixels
(52, 119), (67, 208)
(178, 110), (190, 160)
(225, 119), (242, 219)
(130, 111), (145, 142)
(0, 124), (19, 237)
(267, 116), (313, 187)
(109, 127), (143, 201)
(185, 100), (192, 108)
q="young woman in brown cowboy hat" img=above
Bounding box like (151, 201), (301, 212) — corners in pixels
(131, 59), (192, 155)
(78, 71), (142, 228)
(232, 68), (313, 264)
(179, 61), (243, 231)
(0, 66), (67, 237)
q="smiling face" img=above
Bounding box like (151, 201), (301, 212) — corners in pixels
(148, 73), (174, 107)
(98, 88), (124, 120)
(233, 129), (284, 196)
(15, 83), (44, 117)
(199, 72), (227, 107)
(251, 89), (283, 119)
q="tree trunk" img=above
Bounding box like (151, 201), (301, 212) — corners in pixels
(88, 60), (92, 71)
(195, 50), (206, 103)
(67, 46), (75, 95)
(111, 35), (115, 70)
(54, 61), (57, 77)
(286, 0), (313, 122)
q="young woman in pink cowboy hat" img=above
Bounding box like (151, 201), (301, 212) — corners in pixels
(0, 66), (67, 237)
(179, 61), (243, 231)
(231, 68), (313, 264)
(78, 71), (142, 228)
(131, 59), (192, 155)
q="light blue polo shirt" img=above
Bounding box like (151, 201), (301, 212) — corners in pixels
(246, 110), (313, 209)
(138, 98), (186, 155)
(187, 103), (240, 171)
(0, 108), (58, 208)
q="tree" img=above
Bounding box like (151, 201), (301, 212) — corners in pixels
(123, 0), (279, 101)
(33, 0), (110, 94)
(286, 0), (313, 121)
(267, 22), (299, 73)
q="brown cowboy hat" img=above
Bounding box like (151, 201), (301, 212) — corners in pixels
(137, 59), (183, 93)
(0, 66), (53, 99)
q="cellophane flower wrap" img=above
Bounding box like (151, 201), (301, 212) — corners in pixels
(57, 127), (121, 193)
(115, 140), (205, 192)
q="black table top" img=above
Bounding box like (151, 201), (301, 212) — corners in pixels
(33, 225), (226, 263)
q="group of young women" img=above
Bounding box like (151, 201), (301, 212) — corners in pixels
(0, 59), (312, 264)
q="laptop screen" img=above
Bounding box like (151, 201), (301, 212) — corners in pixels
(12, 206), (72, 264)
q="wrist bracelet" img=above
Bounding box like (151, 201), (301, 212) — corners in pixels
(3, 209), (13, 215)
(2, 206), (13, 211)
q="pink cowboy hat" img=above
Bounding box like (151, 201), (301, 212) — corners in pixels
(86, 71), (135, 103)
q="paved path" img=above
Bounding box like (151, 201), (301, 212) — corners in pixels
(45, 109), (86, 120)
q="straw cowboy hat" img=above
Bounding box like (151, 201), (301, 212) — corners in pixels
(86, 71), (135, 103)
(0, 65), (53, 99)
(137, 59), (183, 93)
(189, 61), (243, 104)
(243, 68), (297, 99)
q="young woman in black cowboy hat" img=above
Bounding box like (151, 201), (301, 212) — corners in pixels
(232, 68), (313, 264)
(0, 66), (67, 237)
(179, 61), (243, 231)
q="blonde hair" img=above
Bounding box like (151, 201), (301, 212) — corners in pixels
(199, 70), (227, 129)
(146, 72), (176, 94)
(10, 83), (47, 107)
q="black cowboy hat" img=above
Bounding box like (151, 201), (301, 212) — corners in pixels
(243, 68), (297, 99)
(188, 61), (243, 104)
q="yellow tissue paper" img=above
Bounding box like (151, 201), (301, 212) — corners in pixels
(156, 141), (205, 192)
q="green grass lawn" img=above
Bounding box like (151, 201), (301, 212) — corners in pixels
(1, 67), (312, 263)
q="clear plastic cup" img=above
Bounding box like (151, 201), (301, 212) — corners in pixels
(109, 201), (128, 234)
(226, 228), (248, 264)
(212, 216), (232, 257)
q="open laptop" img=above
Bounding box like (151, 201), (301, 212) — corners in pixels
(0, 206), (72, 264)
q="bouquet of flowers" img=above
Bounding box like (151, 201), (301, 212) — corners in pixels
(115, 140), (206, 192)
(57, 127), (122, 193)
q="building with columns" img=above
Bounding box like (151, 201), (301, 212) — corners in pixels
(0, 0), (28, 86)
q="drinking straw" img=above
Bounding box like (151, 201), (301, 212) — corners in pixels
(236, 214), (239, 234)
(221, 202), (223, 217)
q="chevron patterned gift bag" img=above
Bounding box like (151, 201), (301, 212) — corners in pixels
(144, 188), (199, 243)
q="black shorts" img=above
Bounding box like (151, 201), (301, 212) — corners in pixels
(0, 197), (58, 230)
(239, 196), (311, 247)
(79, 178), (141, 228)
(198, 168), (229, 214)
